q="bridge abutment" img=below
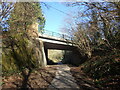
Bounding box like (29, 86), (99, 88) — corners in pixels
(40, 41), (47, 67)
(44, 48), (48, 64)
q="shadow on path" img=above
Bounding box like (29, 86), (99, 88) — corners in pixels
(48, 64), (80, 89)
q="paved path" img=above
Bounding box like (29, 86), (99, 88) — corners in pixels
(48, 65), (79, 89)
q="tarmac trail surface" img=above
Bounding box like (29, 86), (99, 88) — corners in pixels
(48, 65), (79, 90)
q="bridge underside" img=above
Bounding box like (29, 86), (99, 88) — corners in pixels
(44, 42), (76, 50)
(37, 37), (80, 65)
(43, 42), (78, 65)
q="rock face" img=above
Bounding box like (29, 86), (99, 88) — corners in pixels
(27, 22), (47, 67)
(32, 39), (47, 67)
(27, 22), (39, 37)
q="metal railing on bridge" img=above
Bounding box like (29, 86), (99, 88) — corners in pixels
(39, 30), (73, 42)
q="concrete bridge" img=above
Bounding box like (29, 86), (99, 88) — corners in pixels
(37, 30), (79, 66)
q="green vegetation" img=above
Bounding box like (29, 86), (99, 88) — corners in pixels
(1, 2), (120, 89)
(2, 2), (45, 76)
(2, 31), (41, 75)
(8, 2), (45, 32)
(48, 50), (64, 63)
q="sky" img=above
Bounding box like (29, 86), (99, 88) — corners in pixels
(41, 2), (77, 34)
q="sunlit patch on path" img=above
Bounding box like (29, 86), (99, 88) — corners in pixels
(48, 65), (79, 89)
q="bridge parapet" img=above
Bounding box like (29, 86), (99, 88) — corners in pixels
(39, 30), (73, 42)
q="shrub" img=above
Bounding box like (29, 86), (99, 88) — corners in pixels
(2, 30), (42, 75)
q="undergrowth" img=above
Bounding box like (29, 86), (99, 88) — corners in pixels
(81, 49), (120, 89)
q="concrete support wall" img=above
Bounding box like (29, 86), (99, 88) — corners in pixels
(40, 41), (47, 67)
(44, 48), (48, 64)
(71, 50), (82, 66)
(62, 49), (82, 66)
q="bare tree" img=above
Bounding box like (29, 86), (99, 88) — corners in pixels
(63, 2), (120, 57)
(0, 2), (14, 31)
